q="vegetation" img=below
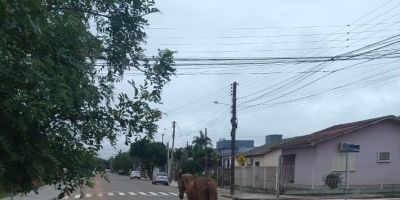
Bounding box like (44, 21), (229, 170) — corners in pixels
(110, 152), (136, 174)
(323, 172), (343, 189)
(0, 0), (175, 197)
(130, 139), (167, 177)
(181, 160), (203, 175)
(176, 131), (219, 174)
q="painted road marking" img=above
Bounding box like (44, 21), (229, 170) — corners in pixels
(68, 191), (179, 198)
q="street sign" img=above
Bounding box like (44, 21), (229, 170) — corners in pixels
(347, 144), (360, 152)
(339, 142), (360, 152)
(236, 154), (246, 166)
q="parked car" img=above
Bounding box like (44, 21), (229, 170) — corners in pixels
(152, 172), (168, 185)
(130, 171), (141, 179)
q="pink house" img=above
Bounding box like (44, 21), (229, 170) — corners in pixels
(278, 115), (400, 190)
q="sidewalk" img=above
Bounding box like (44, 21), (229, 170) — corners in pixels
(170, 181), (178, 187)
(1, 185), (59, 200)
(218, 188), (400, 200)
(218, 188), (303, 200)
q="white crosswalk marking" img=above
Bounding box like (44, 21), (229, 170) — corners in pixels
(67, 191), (179, 197)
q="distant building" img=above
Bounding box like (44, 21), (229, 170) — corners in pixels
(265, 134), (282, 145)
(217, 139), (254, 168)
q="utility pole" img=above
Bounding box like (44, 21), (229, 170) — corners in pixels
(169, 121), (176, 182)
(205, 128), (208, 175)
(166, 142), (169, 175)
(185, 141), (189, 160)
(345, 150), (349, 200)
(162, 133), (164, 144)
(230, 81), (238, 195)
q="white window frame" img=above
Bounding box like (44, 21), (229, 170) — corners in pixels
(377, 152), (391, 163)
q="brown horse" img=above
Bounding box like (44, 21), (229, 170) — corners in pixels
(178, 173), (218, 200)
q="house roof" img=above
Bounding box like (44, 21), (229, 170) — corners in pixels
(243, 139), (292, 156)
(277, 115), (400, 149)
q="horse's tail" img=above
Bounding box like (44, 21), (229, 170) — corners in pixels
(208, 179), (218, 200)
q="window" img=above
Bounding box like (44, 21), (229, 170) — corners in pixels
(377, 152), (391, 163)
(247, 158), (253, 166)
(255, 161), (260, 167)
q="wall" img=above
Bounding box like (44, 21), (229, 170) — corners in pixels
(283, 120), (400, 186)
(314, 120), (400, 186)
(282, 146), (316, 185)
(246, 150), (281, 167)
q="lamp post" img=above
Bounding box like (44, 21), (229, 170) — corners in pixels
(213, 81), (237, 195)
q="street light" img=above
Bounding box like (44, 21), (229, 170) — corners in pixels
(213, 101), (231, 106)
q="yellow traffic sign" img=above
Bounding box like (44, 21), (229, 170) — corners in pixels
(236, 154), (246, 166)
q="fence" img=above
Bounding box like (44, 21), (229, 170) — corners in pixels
(216, 164), (400, 195)
(216, 166), (277, 193)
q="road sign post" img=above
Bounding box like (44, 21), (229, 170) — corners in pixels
(236, 154), (246, 197)
(339, 142), (360, 200)
(236, 154), (246, 167)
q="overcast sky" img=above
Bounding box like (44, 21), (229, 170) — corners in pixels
(98, 0), (400, 158)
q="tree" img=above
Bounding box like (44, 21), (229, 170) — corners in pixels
(191, 131), (212, 169)
(111, 152), (135, 174)
(0, 0), (175, 197)
(192, 131), (212, 148)
(130, 139), (167, 177)
(181, 161), (203, 175)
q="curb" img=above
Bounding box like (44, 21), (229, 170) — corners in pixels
(220, 194), (307, 200)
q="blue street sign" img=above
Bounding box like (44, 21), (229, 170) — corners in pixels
(347, 144), (360, 152)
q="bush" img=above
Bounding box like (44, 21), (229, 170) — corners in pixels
(323, 172), (343, 189)
(181, 161), (203, 175)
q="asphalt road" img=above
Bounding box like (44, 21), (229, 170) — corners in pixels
(62, 173), (181, 200)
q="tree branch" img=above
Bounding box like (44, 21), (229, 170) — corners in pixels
(48, 6), (110, 18)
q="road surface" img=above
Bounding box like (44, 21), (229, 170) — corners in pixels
(62, 173), (180, 200)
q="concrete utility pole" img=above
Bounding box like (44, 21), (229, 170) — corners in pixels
(166, 142), (169, 174)
(345, 150), (349, 200)
(185, 141), (189, 160)
(230, 81), (238, 195)
(169, 121), (176, 182)
(205, 128), (208, 175)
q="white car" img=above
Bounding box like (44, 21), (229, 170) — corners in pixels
(130, 171), (141, 179)
(152, 172), (169, 185)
